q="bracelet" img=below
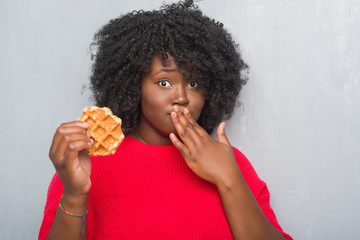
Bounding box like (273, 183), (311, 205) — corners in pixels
(58, 195), (88, 235)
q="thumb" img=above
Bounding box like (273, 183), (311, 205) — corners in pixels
(217, 122), (231, 146)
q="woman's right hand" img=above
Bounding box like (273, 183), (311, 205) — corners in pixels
(49, 121), (93, 200)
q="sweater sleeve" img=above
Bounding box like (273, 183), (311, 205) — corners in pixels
(232, 147), (293, 240)
(38, 173), (64, 240)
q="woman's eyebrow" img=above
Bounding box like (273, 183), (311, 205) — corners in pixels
(151, 68), (176, 76)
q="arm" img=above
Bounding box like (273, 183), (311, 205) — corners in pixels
(44, 121), (93, 240)
(169, 107), (285, 240)
(47, 194), (89, 240)
(216, 165), (285, 240)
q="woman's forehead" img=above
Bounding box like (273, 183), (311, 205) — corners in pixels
(149, 54), (200, 80)
(162, 57), (175, 67)
(150, 55), (177, 70)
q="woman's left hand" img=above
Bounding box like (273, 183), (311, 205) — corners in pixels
(169, 106), (240, 187)
(170, 107), (286, 240)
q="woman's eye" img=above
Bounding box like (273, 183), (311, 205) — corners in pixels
(158, 80), (171, 87)
(188, 81), (198, 88)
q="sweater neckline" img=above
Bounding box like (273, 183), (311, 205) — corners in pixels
(118, 135), (180, 156)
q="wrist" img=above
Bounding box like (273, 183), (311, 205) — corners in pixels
(61, 192), (89, 215)
(215, 167), (244, 193)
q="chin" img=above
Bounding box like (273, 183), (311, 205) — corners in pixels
(158, 124), (177, 136)
(160, 128), (176, 137)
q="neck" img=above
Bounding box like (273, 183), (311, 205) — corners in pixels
(131, 118), (173, 146)
(130, 130), (172, 146)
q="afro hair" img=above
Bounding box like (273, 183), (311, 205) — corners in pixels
(90, 0), (248, 134)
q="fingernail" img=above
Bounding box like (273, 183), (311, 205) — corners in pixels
(171, 112), (177, 118)
(174, 106), (179, 112)
(82, 122), (89, 127)
(87, 131), (91, 137)
(90, 138), (94, 144)
(184, 108), (189, 114)
(169, 133), (176, 140)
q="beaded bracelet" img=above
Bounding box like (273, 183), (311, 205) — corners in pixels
(58, 196), (88, 235)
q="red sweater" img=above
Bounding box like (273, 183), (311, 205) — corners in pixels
(39, 136), (292, 239)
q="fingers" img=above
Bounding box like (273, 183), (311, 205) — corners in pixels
(50, 121), (92, 168)
(170, 107), (231, 149)
(171, 111), (196, 147)
(53, 133), (92, 168)
(49, 121), (89, 159)
(170, 107), (207, 146)
(169, 133), (191, 159)
(62, 138), (93, 170)
(217, 122), (231, 146)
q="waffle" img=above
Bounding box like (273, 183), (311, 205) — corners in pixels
(77, 106), (124, 156)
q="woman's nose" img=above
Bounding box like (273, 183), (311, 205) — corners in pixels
(172, 85), (189, 106)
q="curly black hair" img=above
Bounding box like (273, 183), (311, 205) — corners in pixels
(90, 0), (248, 134)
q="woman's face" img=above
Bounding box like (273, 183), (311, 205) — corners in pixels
(135, 54), (205, 146)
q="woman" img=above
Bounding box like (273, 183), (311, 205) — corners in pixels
(39, 1), (292, 239)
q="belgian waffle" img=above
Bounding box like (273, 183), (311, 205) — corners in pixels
(78, 106), (124, 156)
